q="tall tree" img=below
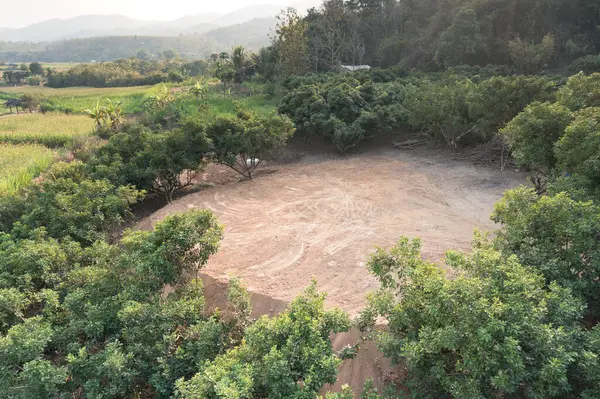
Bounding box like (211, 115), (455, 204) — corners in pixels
(275, 7), (311, 76)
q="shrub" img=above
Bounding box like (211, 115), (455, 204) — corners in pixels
(90, 123), (211, 202)
(557, 72), (600, 111)
(205, 109), (295, 178)
(359, 236), (585, 398)
(500, 102), (572, 176)
(569, 54), (600, 74)
(493, 186), (600, 317)
(467, 75), (556, 141)
(555, 107), (600, 188)
(404, 79), (473, 147)
(27, 75), (42, 86)
(11, 161), (142, 244)
(176, 282), (351, 398)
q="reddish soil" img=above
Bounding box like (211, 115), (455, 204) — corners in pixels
(139, 148), (525, 317)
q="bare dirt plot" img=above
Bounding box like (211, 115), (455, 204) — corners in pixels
(140, 148), (526, 316)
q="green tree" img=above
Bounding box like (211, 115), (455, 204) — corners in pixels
(359, 236), (584, 398)
(555, 107), (600, 188)
(557, 72), (600, 111)
(136, 48), (151, 60)
(276, 7), (311, 76)
(176, 282), (351, 398)
(13, 161), (141, 245)
(91, 123), (211, 202)
(508, 34), (555, 74)
(206, 109), (295, 179)
(162, 48), (178, 60)
(500, 101), (573, 190)
(28, 62), (43, 76)
(492, 186), (600, 317)
(435, 9), (486, 67)
(189, 81), (208, 100)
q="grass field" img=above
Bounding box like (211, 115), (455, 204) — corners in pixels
(0, 113), (93, 147)
(0, 144), (55, 193)
(0, 86), (150, 115)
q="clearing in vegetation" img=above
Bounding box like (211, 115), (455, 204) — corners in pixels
(141, 148), (525, 315)
(0, 113), (93, 147)
(0, 143), (54, 193)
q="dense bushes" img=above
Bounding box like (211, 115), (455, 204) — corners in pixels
(359, 236), (589, 398)
(46, 58), (208, 88)
(279, 75), (409, 151)
(279, 72), (556, 150)
(0, 161), (141, 244)
(493, 187), (600, 318)
(499, 72), (600, 194)
(89, 108), (294, 200)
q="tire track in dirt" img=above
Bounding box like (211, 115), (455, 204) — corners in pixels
(141, 149), (524, 316)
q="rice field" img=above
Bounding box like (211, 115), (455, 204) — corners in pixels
(0, 86), (150, 115)
(0, 144), (55, 193)
(0, 113), (93, 147)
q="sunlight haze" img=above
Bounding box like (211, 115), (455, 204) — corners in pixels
(1, 0), (317, 28)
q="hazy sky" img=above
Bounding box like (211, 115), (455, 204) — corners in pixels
(1, 0), (310, 28)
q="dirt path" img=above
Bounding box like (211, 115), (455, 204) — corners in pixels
(139, 148), (525, 316)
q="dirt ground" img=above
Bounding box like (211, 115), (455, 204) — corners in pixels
(139, 147), (526, 317)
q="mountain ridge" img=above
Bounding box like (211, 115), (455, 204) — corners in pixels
(0, 1), (321, 43)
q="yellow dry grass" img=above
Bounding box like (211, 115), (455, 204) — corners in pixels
(0, 113), (93, 147)
(0, 143), (55, 193)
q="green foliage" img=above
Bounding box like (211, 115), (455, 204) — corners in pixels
(467, 75), (556, 141)
(435, 9), (486, 67)
(205, 109), (295, 178)
(404, 79), (473, 147)
(91, 122), (210, 202)
(555, 107), (600, 188)
(46, 58), (204, 88)
(500, 101), (572, 174)
(85, 98), (124, 132)
(493, 187), (600, 317)
(28, 62), (43, 76)
(176, 282), (351, 398)
(2, 70), (30, 85)
(7, 161), (141, 244)
(279, 75), (408, 151)
(276, 8), (310, 76)
(359, 236), (585, 398)
(508, 34), (555, 74)
(557, 72), (600, 111)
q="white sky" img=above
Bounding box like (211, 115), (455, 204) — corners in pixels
(1, 0), (309, 28)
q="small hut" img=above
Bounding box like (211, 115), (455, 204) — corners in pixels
(4, 98), (23, 114)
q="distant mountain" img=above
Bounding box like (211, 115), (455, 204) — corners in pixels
(0, 17), (278, 63)
(204, 17), (276, 50)
(212, 5), (283, 26)
(0, 2), (322, 43)
(0, 15), (151, 42)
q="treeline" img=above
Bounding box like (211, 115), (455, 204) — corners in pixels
(0, 18), (274, 63)
(289, 0), (600, 73)
(0, 36), (214, 63)
(45, 58), (209, 88)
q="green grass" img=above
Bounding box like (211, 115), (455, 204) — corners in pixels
(0, 113), (93, 147)
(0, 85), (151, 115)
(172, 94), (280, 122)
(0, 144), (55, 193)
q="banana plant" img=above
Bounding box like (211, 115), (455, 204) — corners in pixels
(189, 81), (208, 100)
(104, 99), (124, 131)
(84, 100), (107, 129)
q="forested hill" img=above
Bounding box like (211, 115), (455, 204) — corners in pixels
(0, 18), (276, 62)
(302, 0), (600, 73)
